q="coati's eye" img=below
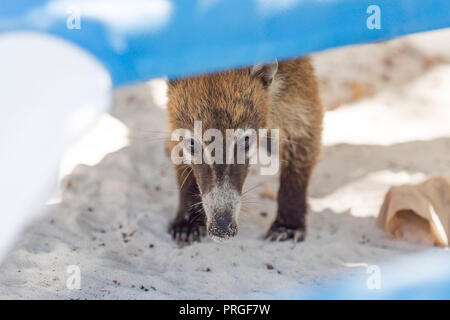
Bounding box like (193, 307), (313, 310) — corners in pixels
(237, 131), (256, 159)
(188, 138), (196, 155)
(244, 136), (250, 152)
(180, 136), (201, 164)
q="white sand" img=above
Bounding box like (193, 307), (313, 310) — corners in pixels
(1, 29), (450, 299)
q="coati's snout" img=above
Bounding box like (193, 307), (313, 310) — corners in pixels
(208, 213), (238, 241)
(202, 187), (239, 241)
(194, 165), (246, 241)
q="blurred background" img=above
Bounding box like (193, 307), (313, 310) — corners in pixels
(1, 28), (449, 299)
(0, 1), (449, 299)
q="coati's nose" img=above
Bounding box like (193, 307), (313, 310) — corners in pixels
(207, 212), (238, 241)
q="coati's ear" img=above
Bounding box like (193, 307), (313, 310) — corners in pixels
(251, 60), (278, 88)
(166, 79), (178, 92)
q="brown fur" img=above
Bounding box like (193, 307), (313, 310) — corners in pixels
(166, 57), (323, 243)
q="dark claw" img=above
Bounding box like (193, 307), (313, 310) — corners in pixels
(265, 225), (305, 243)
(169, 221), (206, 245)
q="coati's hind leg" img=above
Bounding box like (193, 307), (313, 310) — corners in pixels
(265, 134), (319, 242)
(169, 164), (206, 244)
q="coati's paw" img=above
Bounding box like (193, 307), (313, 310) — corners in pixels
(265, 224), (305, 243)
(169, 220), (206, 245)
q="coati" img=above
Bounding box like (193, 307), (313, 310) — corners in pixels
(166, 57), (324, 244)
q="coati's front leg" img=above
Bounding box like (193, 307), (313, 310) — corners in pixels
(169, 164), (206, 244)
(265, 136), (318, 242)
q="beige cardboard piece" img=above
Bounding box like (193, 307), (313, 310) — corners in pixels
(378, 175), (450, 247)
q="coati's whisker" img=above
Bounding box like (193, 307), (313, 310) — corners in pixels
(187, 201), (203, 211)
(132, 129), (170, 135)
(189, 211), (206, 224)
(179, 167), (193, 190)
(242, 181), (267, 196)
